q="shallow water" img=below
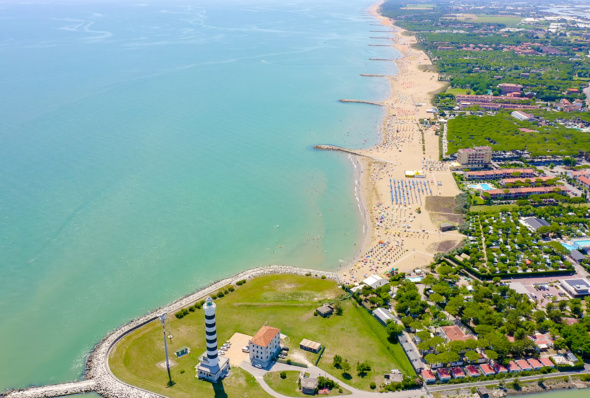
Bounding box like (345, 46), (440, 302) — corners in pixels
(0, 0), (398, 390)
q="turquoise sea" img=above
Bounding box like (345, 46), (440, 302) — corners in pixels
(0, 0), (398, 390)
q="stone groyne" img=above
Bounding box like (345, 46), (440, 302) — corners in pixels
(4, 266), (341, 398)
(338, 99), (383, 106)
(368, 44), (391, 47)
(360, 74), (388, 77)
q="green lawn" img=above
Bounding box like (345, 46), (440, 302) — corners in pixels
(314, 301), (415, 390)
(446, 87), (472, 95)
(109, 274), (414, 396)
(264, 371), (351, 397)
(475, 15), (522, 27)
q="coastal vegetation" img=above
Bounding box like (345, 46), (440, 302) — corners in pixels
(109, 274), (414, 396)
(446, 112), (590, 157)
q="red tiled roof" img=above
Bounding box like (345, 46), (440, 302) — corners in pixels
(527, 358), (543, 369)
(571, 170), (590, 177)
(563, 318), (579, 326)
(508, 361), (520, 371)
(437, 368), (451, 379)
(579, 176), (590, 186)
(487, 186), (565, 195)
(502, 176), (554, 184)
(467, 168), (534, 176)
(529, 333), (554, 347)
(516, 359), (532, 370)
(480, 364), (495, 375)
(452, 367), (465, 377)
(465, 365), (480, 376)
(441, 326), (476, 342)
(421, 370), (436, 380)
(251, 326), (280, 348)
(540, 357), (554, 367)
(493, 363), (507, 373)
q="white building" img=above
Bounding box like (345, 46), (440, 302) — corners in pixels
(363, 274), (388, 289)
(560, 278), (590, 298)
(249, 325), (281, 367)
(511, 111), (533, 121)
(372, 307), (396, 326)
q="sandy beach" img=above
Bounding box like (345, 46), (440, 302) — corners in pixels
(338, 2), (464, 284)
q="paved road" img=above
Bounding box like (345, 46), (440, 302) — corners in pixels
(240, 359), (429, 398)
(428, 365), (590, 393)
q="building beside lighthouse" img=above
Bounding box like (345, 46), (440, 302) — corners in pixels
(249, 325), (281, 368)
(196, 297), (230, 382)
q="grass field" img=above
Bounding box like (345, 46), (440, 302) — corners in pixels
(109, 274), (414, 396)
(446, 87), (472, 95)
(475, 15), (522, 27)
(264, 371), (351, 397)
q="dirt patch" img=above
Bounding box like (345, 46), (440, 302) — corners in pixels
(425, 196), (458, 213)
(426, 240), (463, 253)
(429, 212), (465, 226)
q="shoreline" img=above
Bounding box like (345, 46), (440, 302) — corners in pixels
(336, 0), (465, 284)
(5, 266), (341, 398)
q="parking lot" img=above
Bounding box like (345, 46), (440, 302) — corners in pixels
(224, 332), (252, 366)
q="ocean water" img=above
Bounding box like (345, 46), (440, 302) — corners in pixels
(511, 389), (589, 398)
(0, 0), (398, 390)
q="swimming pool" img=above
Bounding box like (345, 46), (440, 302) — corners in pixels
(572, 239), (590, 249)
(561, 243), (575, 251)
(468, 183), (494, 191)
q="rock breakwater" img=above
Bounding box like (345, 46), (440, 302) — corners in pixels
(4, 266), (340, 398)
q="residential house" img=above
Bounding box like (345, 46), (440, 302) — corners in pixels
(539, 357), (555, 368)
(493, 363), (508, 374)
(451, 367), (466, 379)
(421, 370), (437, 383)
(516, 359), (532, 371)
(507, 361), (521, 373)
(480, 364), (496, 376)
(439, 325), (476, 342)
(437, 368), (451, 382)
(527, 358), (543, 370)
(465, 365), (480, 377)
(529, 333), (554, 351)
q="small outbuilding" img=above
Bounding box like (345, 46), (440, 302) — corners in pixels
(175, 346), (190, 358)
(300, 339), (322, 353)
(301, 377), (319, 395)
(363, 274), (388, 289)
(316, 303), (333, 318)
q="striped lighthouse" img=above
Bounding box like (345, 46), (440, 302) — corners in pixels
(196, 296), (230, 382)
(204, 297), (219, 367)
